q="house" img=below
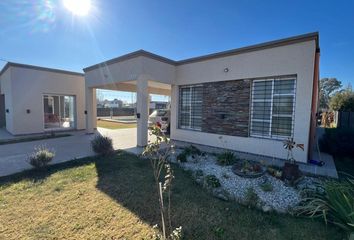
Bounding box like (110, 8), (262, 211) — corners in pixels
(0, 32), (319, 163)
(0, 63), (86, 135)
(84, 32), (319, 163)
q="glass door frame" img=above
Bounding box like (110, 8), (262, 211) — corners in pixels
(43, 94), (77, 131)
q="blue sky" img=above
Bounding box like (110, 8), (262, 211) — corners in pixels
(0, 0), (353, 102)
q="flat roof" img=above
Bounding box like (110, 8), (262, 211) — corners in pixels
(84, 32), (319, 72)
(0, 62), (84, 77)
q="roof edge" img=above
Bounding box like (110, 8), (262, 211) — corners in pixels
(83, 32), (319, 72)
(0, 62), (84, 77)
(177, 32), (319, 65)
(83, 50), (177, 72)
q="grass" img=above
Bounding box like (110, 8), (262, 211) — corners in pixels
(0, 152), (344, 240)
(0, 133), (71, 145)
(97, 119), (137, 129)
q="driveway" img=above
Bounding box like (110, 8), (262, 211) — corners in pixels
(0, 128), (143, 177)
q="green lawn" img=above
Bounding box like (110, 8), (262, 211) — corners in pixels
(97, 119), (137, 129)
(0, 152), (343, 240)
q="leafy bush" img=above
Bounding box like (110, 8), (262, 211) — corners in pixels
(184, 145), (201, 156)
(177, 145), (202, 162)
(260, 182), (273, 192)
(296, 177), (354, 234)
(28, 145), (55, 168)
(91, 135), (114, 156)
(217, 151), (237, 166)
(319, 128), (354, 157)
(244, 187), (259, 208)
(177, 152), (187, 162)
(205, 174), (221, 188)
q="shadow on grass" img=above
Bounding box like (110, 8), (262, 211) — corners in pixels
(0, 155), (98, 186)
(94, 152), (344, 240)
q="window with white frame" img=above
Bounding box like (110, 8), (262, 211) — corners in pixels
(250, 77), (296, 139)
(178, 85), (203, 130)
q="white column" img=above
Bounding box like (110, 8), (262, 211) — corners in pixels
(136, 75), (149, 147)
(85, 87), (97, 133)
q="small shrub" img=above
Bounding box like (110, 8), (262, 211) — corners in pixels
(244, 187), (259, 208)
(177, 145), (202, 162)
(184, 145), (201, 156)
(28, 145), (55, 168)
(260, 182), (273, 192)
(91, 135), (114, 156)
(217, 151), (237, 166)
(177, 152), (187, 162)
(205, 174), (221, 188)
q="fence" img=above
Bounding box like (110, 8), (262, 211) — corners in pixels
(336, 111), (354, 129)
(97, 107), (156, 117)
(97, 108), (135, 117)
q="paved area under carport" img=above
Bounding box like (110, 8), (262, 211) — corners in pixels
(0, 128), (144, 177)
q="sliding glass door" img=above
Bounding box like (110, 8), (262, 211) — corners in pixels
(43, 95), (76, 130)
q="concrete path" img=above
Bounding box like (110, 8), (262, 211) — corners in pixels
(0, 128), (143, 177)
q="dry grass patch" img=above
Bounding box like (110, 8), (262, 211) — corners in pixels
(97, 119), (136, 129)
(0, 152), (344, 240)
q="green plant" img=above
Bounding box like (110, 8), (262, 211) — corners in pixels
(27, 145), (55, 168)
(205, 174), (221, 188)
(213, 226), (225, 238)
(177, 145), (202, 163)
(176, 152), (187, 162)
(260, 182), (273, 192)
(217, 151), (237, 166)
(320, 128), (354, 157)
(143, 126), (182, 240)
(91, 135), (114, 156)
(244, 187), (259, 208)
(296, 177), (354, 234)
(184, 145), (201, 156)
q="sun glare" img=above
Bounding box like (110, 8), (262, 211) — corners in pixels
(63, 0), (91, 16)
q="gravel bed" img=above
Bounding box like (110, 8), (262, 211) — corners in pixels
(170, 150), (303, 213)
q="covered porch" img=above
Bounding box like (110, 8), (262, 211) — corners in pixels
(83, 51), (175, 147)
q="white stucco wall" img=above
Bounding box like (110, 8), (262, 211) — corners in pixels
(4, 66), (85, 135)
(170, 40), (317, 163)
(85, 56), (175, 88)
(0, 68), (14, 133)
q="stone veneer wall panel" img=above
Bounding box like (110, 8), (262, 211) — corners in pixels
(201, 79), (251, 137)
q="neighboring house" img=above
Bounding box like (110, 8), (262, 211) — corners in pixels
(84, 32), (319, 163)
(0, 63), (86, 135)
(150, 101), (169, 110)
(102, 98), (123, 108)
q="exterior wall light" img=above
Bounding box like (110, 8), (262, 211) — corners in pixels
(224, 68), (229, 72)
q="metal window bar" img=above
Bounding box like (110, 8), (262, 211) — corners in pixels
(250, 77), (296, 139)
(178, 85), (203, 131)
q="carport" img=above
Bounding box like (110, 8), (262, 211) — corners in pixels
(83, 50), (175, 146)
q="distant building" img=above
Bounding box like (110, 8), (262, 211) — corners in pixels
(150, 101), (169, 110)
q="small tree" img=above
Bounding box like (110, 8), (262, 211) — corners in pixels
(329, 87), (354, 112)
(319, 78), (342, 110)
(143, 127), (182, 240)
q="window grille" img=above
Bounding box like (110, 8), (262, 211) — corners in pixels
(250, 77), (296, 139)
(178, 85), (203, 130)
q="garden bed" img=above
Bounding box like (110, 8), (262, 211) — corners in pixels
(170, 147), (320, 213)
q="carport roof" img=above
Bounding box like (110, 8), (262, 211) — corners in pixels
(83, 32), (319, 72)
